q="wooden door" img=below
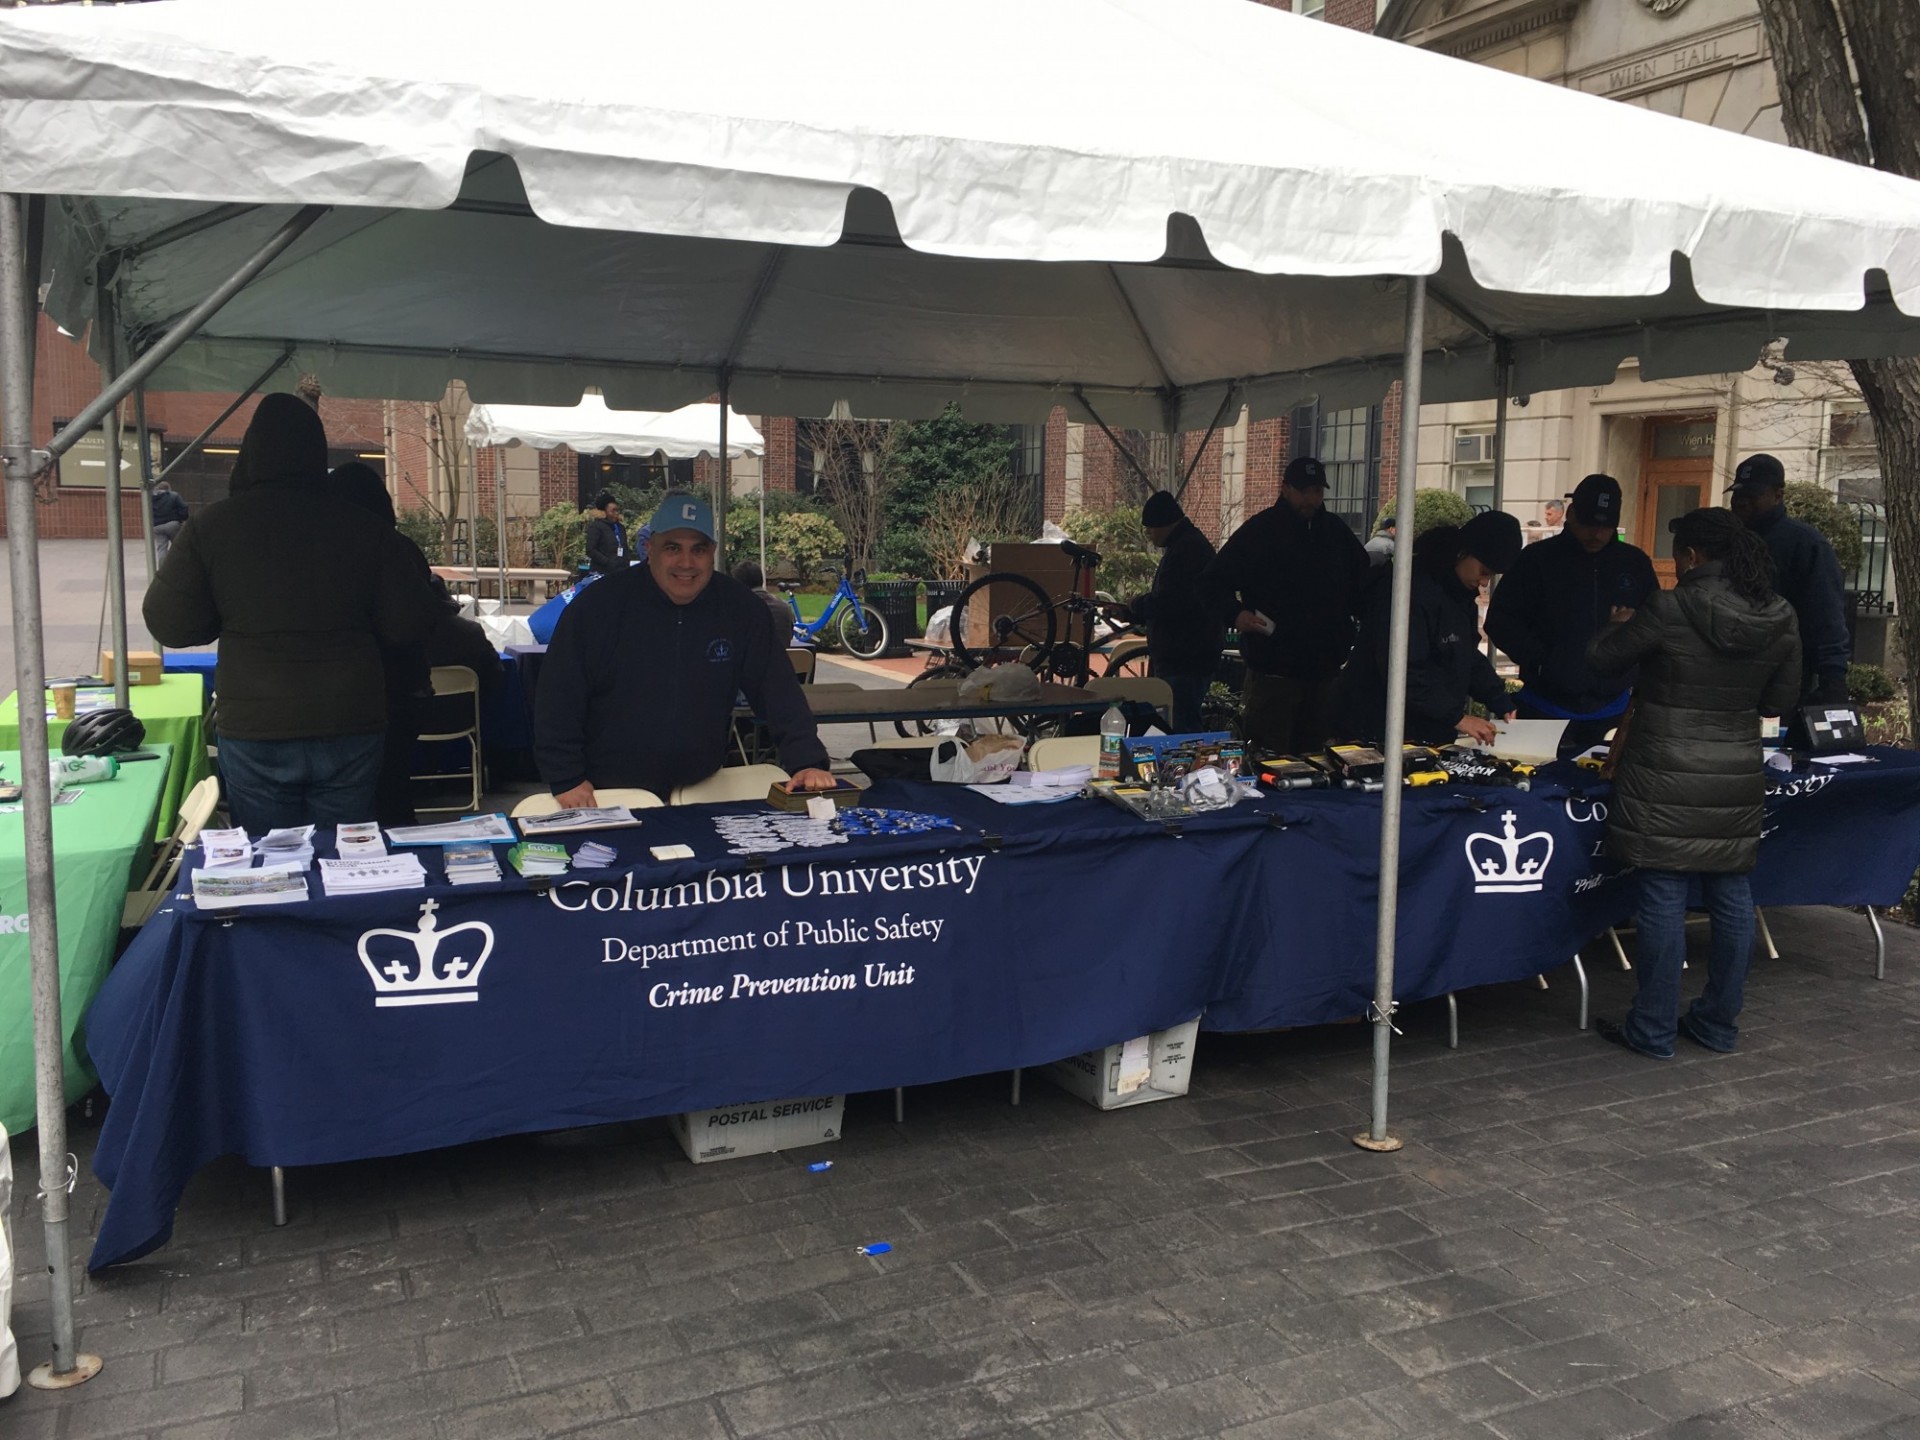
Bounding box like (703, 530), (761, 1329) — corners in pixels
(1637, 417), (1717, 587)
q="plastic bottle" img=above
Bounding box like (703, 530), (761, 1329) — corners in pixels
(1097, 703), (1126, 780)
(49, 754), (119, 788)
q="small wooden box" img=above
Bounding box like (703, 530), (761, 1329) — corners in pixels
(100, 649), (165, 686)
(764, 779), (864, 811)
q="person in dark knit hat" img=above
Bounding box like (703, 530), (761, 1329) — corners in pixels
(1107, 490), (1222, 732)
(1729, 452), (1851, 703)
(1336, 509), (1523, 748)
(1587, 506), (1800, 1059)
(1486, 474), (1656, 757)
(1202, 455), (1369, 753)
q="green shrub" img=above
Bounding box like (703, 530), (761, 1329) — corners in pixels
(1849, 663), (1897, 704)
(396, 508), (444, 565)
(1060, 505), (1157, 600)
(1375, 489), (1474, 537)
(530, 501), (588, 570)
(1784, 481), (1866, 577)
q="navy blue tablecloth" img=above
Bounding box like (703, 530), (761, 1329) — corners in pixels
(83, 754), (1920, 1270)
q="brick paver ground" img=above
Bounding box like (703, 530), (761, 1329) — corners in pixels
(8, 904), (1920, 1439)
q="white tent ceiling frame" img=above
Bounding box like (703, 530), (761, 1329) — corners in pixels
(5, 0), (1920, 1388)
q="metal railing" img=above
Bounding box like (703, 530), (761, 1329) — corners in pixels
(1843, 500), (1892, 613)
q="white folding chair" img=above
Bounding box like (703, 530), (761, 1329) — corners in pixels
(123, 774), (221, 929)
(1027, 735), (1100, 772)
(671, 764), (791, 806)
(788, 648), (818, 685)
(1084, 676), (1176, 728)
(510, 787), (664, 819)
(413, 666), (483, 814)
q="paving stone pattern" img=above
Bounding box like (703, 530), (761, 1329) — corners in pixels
(9, 905), (1920, 1439)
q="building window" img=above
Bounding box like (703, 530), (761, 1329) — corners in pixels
(1821, 400), (1879, 502)
(793, 428), (818, 497)
(1004, 424), (1045, 484)
(1451, 426), (1497, 511)
(1293, 0), (1325, 16)
(1319, 404), (1380, 535)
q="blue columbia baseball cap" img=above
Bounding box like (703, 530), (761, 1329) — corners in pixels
(648, 493), (715, 541)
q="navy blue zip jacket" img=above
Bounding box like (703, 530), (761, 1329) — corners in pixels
(535, 566), (828, 798)
(1748, 506), (1851, 696)
(1484, 532), (1656, 717)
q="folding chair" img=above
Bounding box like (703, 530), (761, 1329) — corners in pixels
(1027, 735), (1100, 772)
(123, 774), (221, 929)
(1083, 676), (1175, 728)
(510, 787), (663, 819)
(671, 764), (791, 806)
(413, 665), (483, 814)
(788, 648), (817, 685)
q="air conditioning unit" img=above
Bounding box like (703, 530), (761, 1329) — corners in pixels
(1453, 432), (1496, 465)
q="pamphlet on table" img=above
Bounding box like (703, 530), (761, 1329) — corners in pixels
(515, 806), (641, 836)
(318, 854), (429, 896)
(192, 862), (310, 909)
(385, 813), (516, 846)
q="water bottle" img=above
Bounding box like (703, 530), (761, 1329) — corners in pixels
(1097, 703), (1126, 780)
(49, 754), (119, 788)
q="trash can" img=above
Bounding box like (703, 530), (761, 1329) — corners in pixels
(922, 580), (967, 651)
(864, 579), (918, 658)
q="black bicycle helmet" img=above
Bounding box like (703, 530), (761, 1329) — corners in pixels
(62, 707), (146, 756)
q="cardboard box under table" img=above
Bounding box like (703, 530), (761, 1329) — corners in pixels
(1041, 1019), (1199, 1111)
(670, 1095), (845, 1164)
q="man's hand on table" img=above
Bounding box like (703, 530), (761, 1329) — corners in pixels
(786, 769), (838, 793)
(553, 782), (597, 809)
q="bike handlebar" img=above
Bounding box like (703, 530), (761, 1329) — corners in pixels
(1058, 539), (1102, 567)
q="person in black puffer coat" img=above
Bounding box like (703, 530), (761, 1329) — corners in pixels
(1587, 507), (1801, 1060)
(1112, 491), (1223, 733)
(1336, 511), (1522, 749)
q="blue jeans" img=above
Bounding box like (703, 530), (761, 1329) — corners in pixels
(220, 733), (385, 835)
(1162, 673), (1210, 735)
(1626, 868), (1755, 1055)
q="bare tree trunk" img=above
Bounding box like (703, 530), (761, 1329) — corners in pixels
(1759, 0), (1920, 715)
(1836, 0), (1920, 179)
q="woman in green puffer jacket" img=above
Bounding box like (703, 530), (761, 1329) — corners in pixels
(1585, 507), (1802, 1059)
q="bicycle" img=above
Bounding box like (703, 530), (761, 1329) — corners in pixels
(780, 559), (890, 660)
(948, 540), (1123, 686)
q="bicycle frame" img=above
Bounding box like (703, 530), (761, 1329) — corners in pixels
(785, 571), (869, 645)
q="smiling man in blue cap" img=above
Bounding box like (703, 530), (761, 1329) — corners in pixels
(535, 493), (833, 803)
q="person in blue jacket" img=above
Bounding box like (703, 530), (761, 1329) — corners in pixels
(1485, 474), (1656, 757)
(1728, 453), (1852, 704)
(535, 494), (833, 804)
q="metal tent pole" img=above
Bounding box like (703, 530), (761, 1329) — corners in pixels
(716, 377), (731, 570)
(132, 383), (157, 585)
(42, 205), (327, 465)
(494, 446), (508, 608)
(98, 286), (131, 709)
(1485, 350), (1511, 659)
(2, 191), (103, 1391)
(1356, 273), (1428, 1156)
(152, 347), (294, 487)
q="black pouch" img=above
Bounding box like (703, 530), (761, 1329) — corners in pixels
(1788, 705), (1864, 754)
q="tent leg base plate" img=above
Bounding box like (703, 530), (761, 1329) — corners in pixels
(1351, 1131), (1403, 1153)
(28, 1354), (103, 1390)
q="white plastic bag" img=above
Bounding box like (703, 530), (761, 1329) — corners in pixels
(929, 734), (1025, 785)
(924, 605), (953, 647)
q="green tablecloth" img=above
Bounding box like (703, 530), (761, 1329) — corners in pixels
(0, 745), (168, 1133)
(0, 675), (208, 844)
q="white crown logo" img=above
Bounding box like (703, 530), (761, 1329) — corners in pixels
(1464, 810), (1554, 894)
(356, 898), (494, 1007)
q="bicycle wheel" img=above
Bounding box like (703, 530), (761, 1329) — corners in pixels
(893, 665), (967, 737)
(1103, 638), (1152, 678)
(836, 603), (890, 660)
(951, 572), (1056, 671)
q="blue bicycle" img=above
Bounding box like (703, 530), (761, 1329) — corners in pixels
(781, 559), (891, 659)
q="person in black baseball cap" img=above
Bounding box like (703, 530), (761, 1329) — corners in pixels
(1106, 491), (1223, 731)
(1336, 510), (1523, 748)
(1486, 473), (1656, 757)
(1728, 453), (1850, 702)
(1202, 453), (1369, 752)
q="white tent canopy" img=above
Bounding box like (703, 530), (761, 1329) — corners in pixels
(4, 0), (1920, 430)
(465, 397), (765, 460)
(5, 0), (1920, 1379)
